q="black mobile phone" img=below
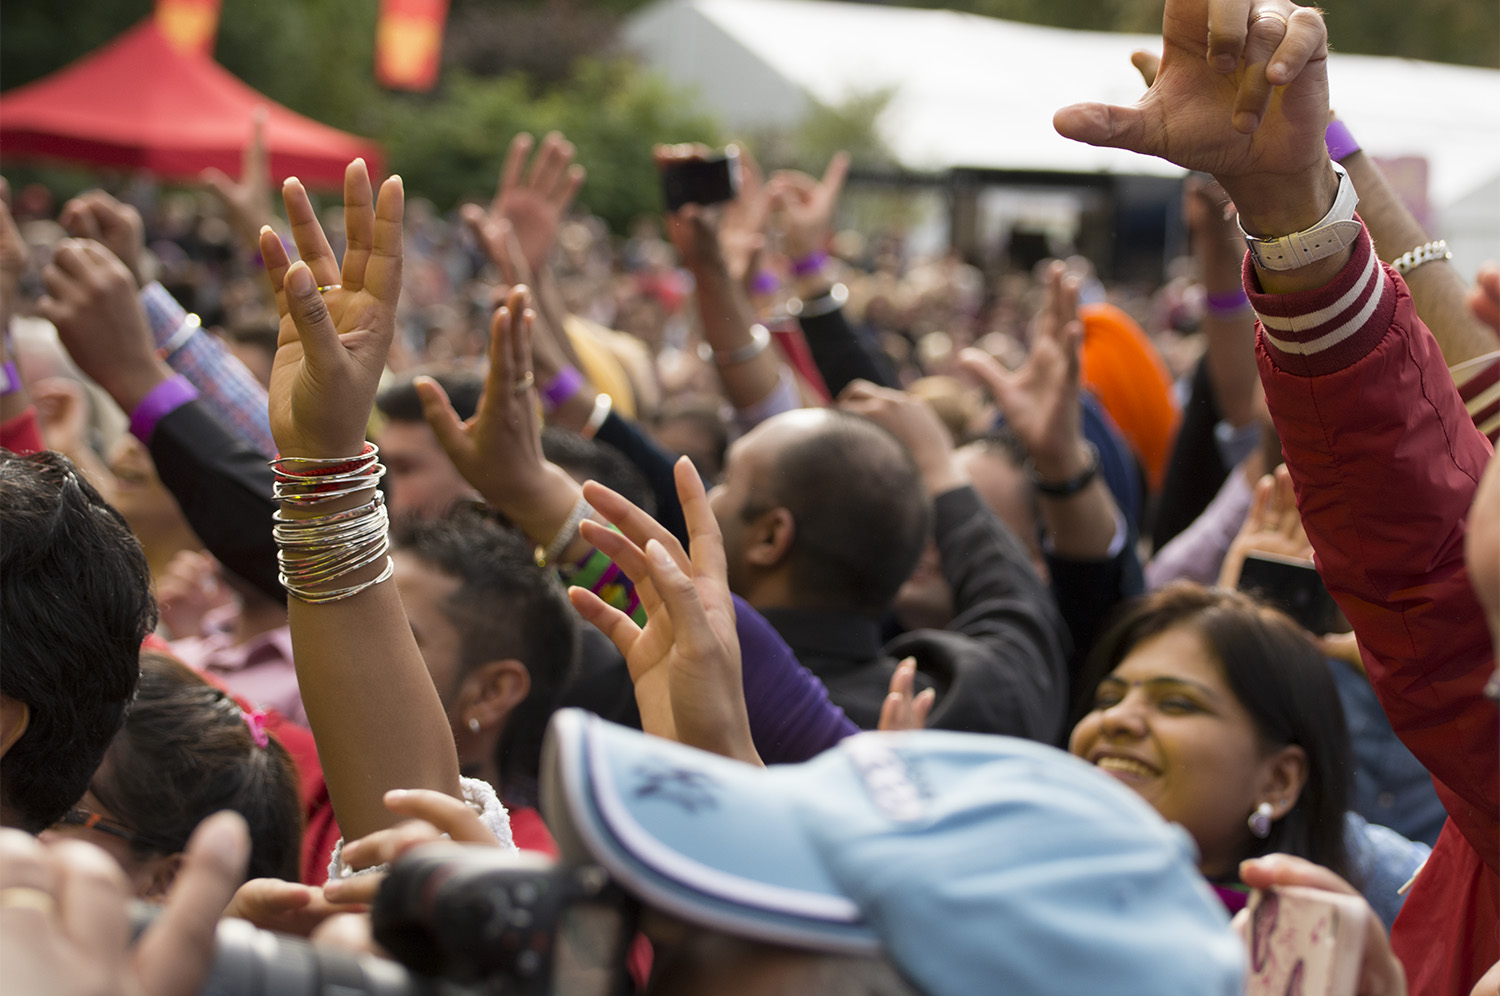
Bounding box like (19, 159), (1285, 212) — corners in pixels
(1236, 551), (1341, 635)
(660, 149), (741, 210)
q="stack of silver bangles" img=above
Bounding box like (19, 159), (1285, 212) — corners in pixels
(270, 444), (392, 603)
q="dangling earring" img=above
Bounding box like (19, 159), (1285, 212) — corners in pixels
(468, 717), (481, 735)
(1248, 801), (1274, 839)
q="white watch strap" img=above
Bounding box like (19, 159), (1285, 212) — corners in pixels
(1239, 161), (1361, 271)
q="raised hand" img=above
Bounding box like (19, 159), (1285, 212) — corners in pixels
(1055, 0), (1332, 227)
(959, 262), (1087, 482)
(415, 284), (585, 543)
(1218, 464), (1315, 588)
(202, 108), (276, 251)
(58, 191), (149, 289)
(768, 151), (850, 264)
(487, 132), (586, 275)
(1470, 262), (1500, 333)
(570, 458), (760, 766)
(1, 812), (247, 996)
(459, 208), (583, 384)
(36, 239), (171, 414)
(260, 161), (402, 460)
(715, 143), (769, 288)
(0, 183), (25, 329)
(836, 379), (966, 497)
(878, 657), (935, 732)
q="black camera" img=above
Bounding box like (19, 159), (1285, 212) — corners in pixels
(659, 148), (742, 210)
(136, 845), (636, 995)
(373, 844), (637, 995)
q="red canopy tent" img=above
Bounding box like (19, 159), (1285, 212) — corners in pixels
(0, 20), (381, 187)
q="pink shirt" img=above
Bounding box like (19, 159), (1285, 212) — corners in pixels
(171, 615), (306, 728)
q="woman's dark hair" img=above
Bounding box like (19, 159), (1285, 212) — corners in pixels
(1079, 582), (1354, 882)
(90, 653), (302, 882)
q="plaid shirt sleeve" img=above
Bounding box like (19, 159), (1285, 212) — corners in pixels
(139, 282), (276, 457)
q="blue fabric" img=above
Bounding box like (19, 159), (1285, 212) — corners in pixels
(546, 710), (1246, 996)
(1328, 658), (1446, 848)
(1343, 811), (1429, 929)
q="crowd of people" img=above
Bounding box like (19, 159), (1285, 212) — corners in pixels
(2, 0), (1498, 992)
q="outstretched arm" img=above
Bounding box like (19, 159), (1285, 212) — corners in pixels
(262, 162), (462, 840)
(1058, 0), (1497, 890)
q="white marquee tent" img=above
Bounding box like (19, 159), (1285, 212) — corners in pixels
(625, 0), (1500, 272)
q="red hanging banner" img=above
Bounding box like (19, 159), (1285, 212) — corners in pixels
(154, 0), (222, 57)
(375, 0), (451, 92)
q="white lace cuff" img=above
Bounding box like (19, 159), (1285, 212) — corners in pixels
(325, 776), (516, 882)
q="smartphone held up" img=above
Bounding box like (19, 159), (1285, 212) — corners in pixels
(659, 146), (742, 211)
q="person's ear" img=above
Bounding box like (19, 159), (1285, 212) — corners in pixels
(744, 507), (795, 568)
(460, 659), (531, 733)
(139, 851), (185, 902)
(0, 695), (30, 758)
(1257, 744), (1308, 820)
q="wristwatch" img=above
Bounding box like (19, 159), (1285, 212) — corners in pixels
(1239, 161), (1361, 271)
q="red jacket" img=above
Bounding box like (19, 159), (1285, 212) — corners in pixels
(1251, 226), (1498, 995)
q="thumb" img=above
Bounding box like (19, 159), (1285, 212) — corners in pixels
(1053, 101), (1150, 154)
(414, 375), (467, 458)
(1130, 49), (1161, 88)
(959, 346), (1021, 414)
(133, 811), (249, 996)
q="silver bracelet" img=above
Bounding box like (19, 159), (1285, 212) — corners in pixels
(788, 282), (849, 319)
(1391, 239), (1452, 276)
(281, 556), (395, 604)
(704, 324), (771, 366)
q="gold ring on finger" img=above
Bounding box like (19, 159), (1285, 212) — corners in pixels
(316, 283), (342, 293)
(1249, 9), (1288, 28)
(0, 887), (56, 915)
(512, 370), (535, 395)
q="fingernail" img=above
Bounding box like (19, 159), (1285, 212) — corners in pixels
(1268, 62), (1288, 81)
(201, 811), (250, 868)
(647, 539), (672, 567)
(1212, 53), (1237, 73)
(259, 225), (274, 237)
(284, 176), (301, 189)
(287, 263), (314, 295)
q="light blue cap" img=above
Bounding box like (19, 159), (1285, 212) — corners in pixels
(541, 709), (1245, 996)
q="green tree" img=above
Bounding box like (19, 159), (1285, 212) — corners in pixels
(378, 59), (721, 229)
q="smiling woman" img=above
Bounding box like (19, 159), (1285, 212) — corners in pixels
(1068, 582), (1354, 903)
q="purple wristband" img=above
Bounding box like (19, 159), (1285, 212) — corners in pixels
(1325, 120), (1361, 162)
(129, 375), (199, 444)
(1205, 288), (1250, 316)
(540, 366), (585, 413)
(0, 361), (19, 396)
(750, 270), (780, 296)
(789, 250), (828, 278)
